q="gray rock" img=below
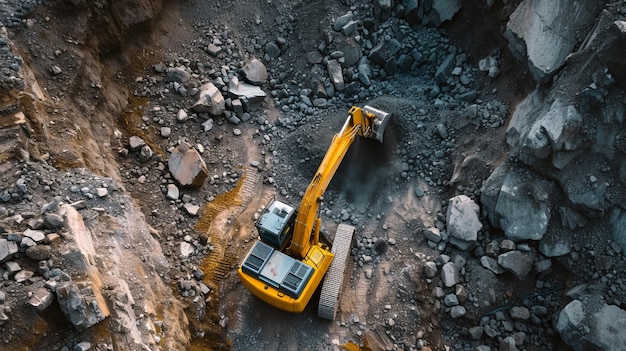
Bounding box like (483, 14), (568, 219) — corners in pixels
(14, 270), (34, 282)
(450, 305), (466, 318)
(205, 43), (221, 56)
(441, 262), (459, 287)
(191, 83), (225, 115)
(611, 208), (626, 253)
(241, 58), (268, 86)
(424, 261), (438, 278)
(180, 242), (195, 257)
(44, 213), (64, 229)
(228, 76), (266, 103)
(95, 188), (108, 198)
(333, 12), (353, 31)
(128, 136), (145, 151)
(556, 294), (626, 351)
(4, 261), (20, 275)
(468, 326), (483, 340)
(176, 109), (188, 122)
(508, 91), (583, 167)
(232, 99), (244, 116)
(539, 234), (571, 257)
(184, 203), (200, 216)
(534, 258), (552, 273)
(446, 195), (481, 250)
(368, 39), (401, 67)
(264, 42), (281, 58)
(166, 184), (179, 201)
(493, 168), (550, 242)
(160, 127), (171, 137)
(23, 229), (45, 243)
(481, 256), (505, 274)
(326, 59), (344, 92)
(424, 227), (442, 243)
(57, 281), (108, 330)
(41, 197), (62, 214)
(435, 53), (456, 86)
(444, 294), (459, 306)
(202, 118), (214, 132)
(168, 142), (209, 187)
(25, 245), (52, 260)
(138, 145), (153, 163)
(165, 66), (190, 83)
(342, 20), (358, 36)
(499, 336), (520, 351)
(73, 342), (92, 351)
(510, 306), (530, 320)
(497, 250), (533, 280)
(29, 287), (54, 311)
(505, 0), (598, 83)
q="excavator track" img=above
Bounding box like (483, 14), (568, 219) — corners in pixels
(318, 223), (355, 320)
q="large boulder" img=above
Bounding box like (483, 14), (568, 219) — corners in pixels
(241, 58), (267, 86)
(446, 195), (482, 250)
(507, 90), (583, 167)
(493, 168), (551, 242)
(191, 82), (225, 115)
(556, 294), (626, 351)
(168, 141), (209, 188)
(57, 281), (108, 330)
(505, 0), (600, 84)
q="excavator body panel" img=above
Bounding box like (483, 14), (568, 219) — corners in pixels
(238, 241), (334, 312)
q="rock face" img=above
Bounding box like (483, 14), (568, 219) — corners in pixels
(556, 294), (626, 351)
(505, 0), (600, 83)
(446, 195), (481, 250)
(191, 82), (225, 115)
(168, 141), (209, 187)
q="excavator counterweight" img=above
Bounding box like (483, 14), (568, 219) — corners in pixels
(238, 105), (391, 319)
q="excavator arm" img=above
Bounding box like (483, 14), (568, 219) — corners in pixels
(290, 105), (390, 258)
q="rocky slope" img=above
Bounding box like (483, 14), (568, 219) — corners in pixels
(0, 0), (625, 351)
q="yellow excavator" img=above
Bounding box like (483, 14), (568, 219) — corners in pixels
(238, 105), (391, 320)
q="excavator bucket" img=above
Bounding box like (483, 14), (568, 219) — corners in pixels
(363, 105), (391, 143)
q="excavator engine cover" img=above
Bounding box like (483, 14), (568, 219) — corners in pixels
(363, 105), (391, 143)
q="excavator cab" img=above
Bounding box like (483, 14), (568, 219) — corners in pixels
(256, 200), (296, 250)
